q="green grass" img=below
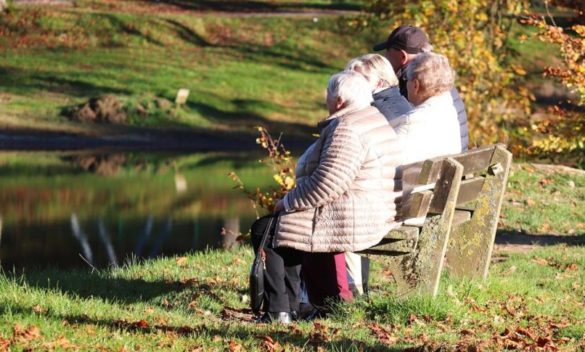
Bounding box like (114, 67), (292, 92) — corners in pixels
(0, 3), (376, 137)
(1, 245), (583, 351)
(0, 164), (583, 350)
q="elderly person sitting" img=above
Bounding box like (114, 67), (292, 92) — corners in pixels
(345, 53), (412, 122)
(396, 52), (462, 161)
(251, 71), (402, 323)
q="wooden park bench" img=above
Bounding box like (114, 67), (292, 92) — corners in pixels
(358, 144), (512, 297)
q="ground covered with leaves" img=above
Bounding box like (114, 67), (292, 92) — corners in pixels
(0, 164), (583, 351)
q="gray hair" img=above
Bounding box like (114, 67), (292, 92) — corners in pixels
(345, 54), (399, 90)
(406, 52), (454, 101)
(327, 71), (373, 109)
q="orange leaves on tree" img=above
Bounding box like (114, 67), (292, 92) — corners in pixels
(229, 127), (296, 214)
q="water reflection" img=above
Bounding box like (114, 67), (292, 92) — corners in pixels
(0, 151), (271, 270)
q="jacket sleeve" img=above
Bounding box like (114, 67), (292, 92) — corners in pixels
(284, 121), (364, 211)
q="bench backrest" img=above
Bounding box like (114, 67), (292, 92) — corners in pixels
(400, 144), (512, 278)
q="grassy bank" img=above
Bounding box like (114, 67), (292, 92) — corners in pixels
(1, 163), (583, 350)
(0, 1), (375, 138)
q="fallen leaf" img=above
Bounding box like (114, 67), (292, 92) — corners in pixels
(228, 339), (242, 352)
(532, 257), (549, 266)
(13, 324), (41, 341)
(32, 305), (46, 314)
(176, 257), (188, 266)
(565, 263), (578, 271)
(369, 323), (397, 346)
(42, 336), (77, 349)
(460, 328), (475, 336)
(0, 337), (11, 351)
(261, 335), (282, 352)
(515, 327), (536, 340)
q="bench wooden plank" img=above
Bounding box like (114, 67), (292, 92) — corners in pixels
(401, 190), (433, 219)
(453, 210), (472, 226)
(456, 177), (486, 206)
(417, 145), (498, 184)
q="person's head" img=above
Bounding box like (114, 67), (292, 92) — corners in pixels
(405, 52), (454, 106)
(344, 54), (399, 91)
(326, 71), (373, 114)
(373, 25), (432, 72)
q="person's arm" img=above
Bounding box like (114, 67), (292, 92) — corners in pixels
(283, 121), (364, 212)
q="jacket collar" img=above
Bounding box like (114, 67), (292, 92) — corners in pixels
(317, 105), (364, 130)
(373, 86), (401, 100)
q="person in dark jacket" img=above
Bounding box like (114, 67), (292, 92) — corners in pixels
(373, 25), (469, 150)
(346, 53), (412, 123)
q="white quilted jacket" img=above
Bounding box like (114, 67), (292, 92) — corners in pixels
(275, 105), (403, 252)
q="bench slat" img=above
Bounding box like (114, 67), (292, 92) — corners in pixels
(401, 190), (433, 219)
(361, 226), (420, 255)
(417, 145), (497, 184)
(453, 210), (472, 226)
(456, 177), (486, 206)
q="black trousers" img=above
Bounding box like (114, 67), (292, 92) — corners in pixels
(251, 214), (302, 313)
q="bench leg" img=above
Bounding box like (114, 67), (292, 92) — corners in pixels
(382, 158), (462, 297)
(445, 147), (512, 279)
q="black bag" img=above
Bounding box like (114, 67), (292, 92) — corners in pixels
(249, 216), (275, 314)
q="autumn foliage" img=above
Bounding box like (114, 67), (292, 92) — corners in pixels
(358, 0), (532, 147)
(228, 127), (296, 214)
(359, 0), (584, 166)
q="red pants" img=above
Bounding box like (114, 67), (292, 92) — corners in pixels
(302, 252), (353, 308)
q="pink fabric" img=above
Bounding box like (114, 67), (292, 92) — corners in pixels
(302, 252), (353, 307)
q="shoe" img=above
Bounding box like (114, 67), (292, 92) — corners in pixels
(290, 310), (299, 321)
(303, 308), (326, 321)
(257, 312), (292, 324)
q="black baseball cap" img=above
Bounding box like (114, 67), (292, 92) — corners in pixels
(373, 25), (431, 54)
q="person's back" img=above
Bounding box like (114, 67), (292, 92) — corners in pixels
(276, 105), (403, 253)
(398, 53), (461, 163)
(393, 91), (461, 163)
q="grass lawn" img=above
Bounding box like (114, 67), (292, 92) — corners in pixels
(0, 0), (377, 138)
(1, 163), (583, 351)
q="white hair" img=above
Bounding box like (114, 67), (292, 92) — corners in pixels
(406, 52), (454, 102)
(345, 54), (399, 90)
(327, 71), (373, 109)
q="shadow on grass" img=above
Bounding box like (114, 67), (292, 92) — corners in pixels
(0, 67), (131, 97)
(495, 230), (585, 247)
(0, 301), (407, 351)
(143, 0), (361, 13)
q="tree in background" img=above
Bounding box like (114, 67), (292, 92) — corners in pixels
(359, 0), (532, 148)
(518, 1), (584, 166)
(359, 0), (584, 166)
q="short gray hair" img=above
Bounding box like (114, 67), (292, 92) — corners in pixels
(406, 52), (454, 101)
(345, 54), (399, 90)
(327, 71), (373, 109)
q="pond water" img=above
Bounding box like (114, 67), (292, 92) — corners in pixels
(0, 151), (273, 270)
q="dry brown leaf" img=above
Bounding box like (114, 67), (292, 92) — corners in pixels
(13, 324), (41, 341)
(565, 263), (578, 271)
(176, 257), (188, 266)
(515, 327), (536, 340)
(460, 328), (475, 336)
(0, 337), (11, 352)
(532, 257), (549, 266)
(42, 336), (77, 350)
(32, 305), (46, 314)
(228, 339), (242, 352)
(369, 323), (397, 346)
(505, 304), (517, 317)
(261, 335), (282, 352)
